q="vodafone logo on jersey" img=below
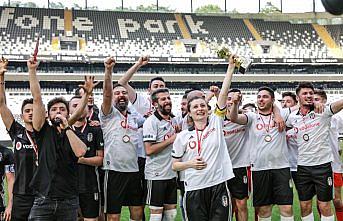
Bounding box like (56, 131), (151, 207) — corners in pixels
(188, 141), (196, 149)
(15, 142), (22, 151)
(15, 142), (34, 151)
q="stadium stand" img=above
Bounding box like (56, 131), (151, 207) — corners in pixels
(1, 6), (343, 60)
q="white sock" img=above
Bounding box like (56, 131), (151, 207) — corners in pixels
(280, 215), (294, 221)
(149, 213), (163, 221)
(302, 212), (314, 221)
(162, 209), (177, 221)
(258, 216), (272, 221)
(321, 215), (335, 221)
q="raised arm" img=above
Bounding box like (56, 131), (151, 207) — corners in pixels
(230, 93), (248, 125)
(217, 55), (236, 109)
(0, 57), (14, 130)
(117, 56), (149, 103)
(59, 115), (86, 158)
(28, 58), (45, 131)
(330, 99), (343, 114)
(68, 76), (99, 125)
(102, 57), (116, 116)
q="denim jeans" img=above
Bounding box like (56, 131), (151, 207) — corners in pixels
(28, 195), (79, 221)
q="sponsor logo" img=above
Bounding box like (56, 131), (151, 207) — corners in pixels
(15, 142), (22, 151)
(188, 141), (196, 149)
(87, 133), (93, 142)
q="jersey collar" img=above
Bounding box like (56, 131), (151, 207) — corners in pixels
(154, 110), (174, 121)
(296, 105), (314, 116)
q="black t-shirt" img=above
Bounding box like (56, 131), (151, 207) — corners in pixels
(74, 122), (104, 193)
(29, 121), (79, 199)
(7, 121), (36, 195)
(0, 146), (14, 208)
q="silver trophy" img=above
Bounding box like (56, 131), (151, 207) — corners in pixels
(216, 47), (251, 74)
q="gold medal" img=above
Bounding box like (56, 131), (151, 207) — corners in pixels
(303, 134), (309, 142)
(264, 134), (272, 142)
(122, 135), (130, 143)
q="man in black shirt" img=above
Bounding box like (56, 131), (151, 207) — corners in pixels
(0, 57), (35, 221)
(27, 58), (97, 221)
(69, 95), (104, 221)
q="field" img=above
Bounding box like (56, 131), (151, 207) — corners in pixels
(120, 189), (323, 220)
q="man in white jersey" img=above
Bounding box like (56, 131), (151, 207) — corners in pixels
(224, 88), (250, 221)
(143, 88), (178, 221)
(230, 86), (294, 221)
(282, 92), (299, 180)
(314, 89), (343, 221)
(286, 82), (343, 221)
(100, 57), (144, 221)
(118, 57), (166, 220)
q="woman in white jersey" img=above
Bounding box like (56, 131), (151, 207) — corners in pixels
(171, 56), (236, 221)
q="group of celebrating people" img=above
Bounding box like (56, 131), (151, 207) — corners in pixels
(0, 54), (341, 221)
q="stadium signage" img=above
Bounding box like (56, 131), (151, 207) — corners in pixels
(0, 8), (93, 31)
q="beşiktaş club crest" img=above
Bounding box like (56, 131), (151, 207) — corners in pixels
(221, 195), (228, 207)
(243, 175), (248, 184)
(87, 133), (93, 142)
(328, 177), (333, 186)
(15, 142), (22, 151)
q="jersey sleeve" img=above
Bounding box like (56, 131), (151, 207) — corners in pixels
(280, 108), (291, 121)
(3, 148), (14, 174)
(325, 104), (335, 118)
(99, 105), (118, 122)
(94, 126), (104, 150)
(245, 112), (255, 127)
(172, 133), (186, 159)
(143, 117), (157, 142)
(7, 120), (21, 141)
(213, 104), (227, 118)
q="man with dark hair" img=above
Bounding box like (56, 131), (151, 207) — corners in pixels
(69, 95), (104, 221)
(281, 92), (297, 109)
(101, 57), (145, 221)
(224, 88), (250, 221)
(230, 87), (294, 221)
(143, 88), (178, 221)
(27, 58), (95, 220)
(118, 56), (165, 220)
(286, 82), (343, 221)
(242, 103), (257, 113)
(0, 58), (15, 221)
(314, 89), (343, 221)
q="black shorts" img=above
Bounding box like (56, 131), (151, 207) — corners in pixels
(145, 178), (177, 208)
(104, 170), (143, 214)
(11, 194), (35, 221)
(79, 192), (99, 218)
(295, 162), (333, 202)
(252, 168), (293, 207)
(184, 181), (232, 221)
(227, 167), (249, 200)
